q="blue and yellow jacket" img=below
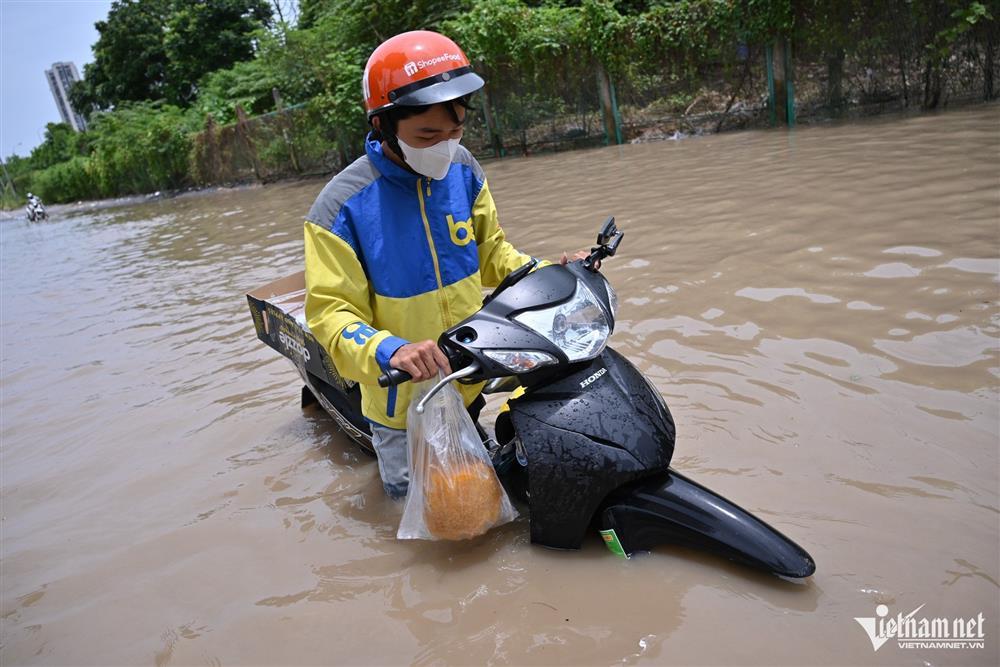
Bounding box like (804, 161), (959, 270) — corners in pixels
(304, 134), (532, 429)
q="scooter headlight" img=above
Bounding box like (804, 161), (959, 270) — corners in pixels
(603, 276), (618, 317)
(514, 282), (610, 361)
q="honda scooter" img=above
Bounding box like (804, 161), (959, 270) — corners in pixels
(250, 218), (815, 578)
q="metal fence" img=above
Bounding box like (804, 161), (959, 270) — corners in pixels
(189, 36), (997, 186)
(189, 104), (347, 186)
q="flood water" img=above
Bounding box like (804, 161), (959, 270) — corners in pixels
(2, 105), (998, 666)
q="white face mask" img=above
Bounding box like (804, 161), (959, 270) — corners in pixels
(397, 137), (460, 180)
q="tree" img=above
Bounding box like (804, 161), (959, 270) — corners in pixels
(164, 0), (274, 105)
(29, 123), (88, 170)
(296, 0), (325, 28)
(268, 0), (298, 26)
(81, 0), (172, 109)
(298, 0), (462, 43)
(87, 102), (200, 194)
(79, 0), (273, 109)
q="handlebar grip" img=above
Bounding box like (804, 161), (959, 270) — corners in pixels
(377, 368), (412, 388)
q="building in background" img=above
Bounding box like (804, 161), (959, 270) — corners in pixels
(45, 61), (87, 132)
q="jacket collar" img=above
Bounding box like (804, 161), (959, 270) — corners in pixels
(365, 132), (420, 184)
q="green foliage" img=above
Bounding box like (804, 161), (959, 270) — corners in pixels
(164, 0), (274, 105)
(447, 0), (583, 76)
(80, 0), (273, 109)
(305, 46), (367, 157)
(496, 92), (569, 130)
(77, 0), (172, 109)
(739, 0), (793, 41)
(87, 102), (200, 195)
(32, 157), (102, 203)
(13, 0), (998, 203)
(196, 57), (278, 123)
(930, 1), (995, 61)
(217, 16), (340, 109)
(1, 155), (34, 208)
(290, 109), (341, 165)
(309, 0), (464, 47)
(296, 0), (326, 28)
(29, 123), (89, 170)
(446, 0), (792, 85)
(632, 0), (725, 73)
(1, 124), (91, 207)
(5, 104), (202, 203)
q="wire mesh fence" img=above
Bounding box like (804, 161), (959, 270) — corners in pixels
(189, 33), (997, 187)
(190, 104), (348, 186)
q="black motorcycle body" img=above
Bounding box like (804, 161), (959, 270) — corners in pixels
(284, 219), (815, 578)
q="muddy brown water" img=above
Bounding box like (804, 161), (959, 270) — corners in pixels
(2, 105), (998, 666)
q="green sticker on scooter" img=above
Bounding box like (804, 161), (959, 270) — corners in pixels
(599, 529), (629, 559)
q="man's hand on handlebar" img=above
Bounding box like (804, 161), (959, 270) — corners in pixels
(389, 340), (451, 382)
(560, 249), (589, 264)
(561, 249), (599, 269)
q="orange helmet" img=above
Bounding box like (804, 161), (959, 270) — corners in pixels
(363, 30), (484, 118)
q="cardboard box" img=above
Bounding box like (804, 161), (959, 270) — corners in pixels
(246, 272), (356, 393)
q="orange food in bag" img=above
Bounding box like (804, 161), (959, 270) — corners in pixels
(423, 459), (502, 540)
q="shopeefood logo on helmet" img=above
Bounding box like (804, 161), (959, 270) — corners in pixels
(403, 53), (462, 78)
(363, 31), (485, 117)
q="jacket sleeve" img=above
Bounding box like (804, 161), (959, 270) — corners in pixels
(304, 221), (408, 385)
(472, 178), (539, 287)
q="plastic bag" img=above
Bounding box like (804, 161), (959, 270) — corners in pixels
(398, 377), (517, 541)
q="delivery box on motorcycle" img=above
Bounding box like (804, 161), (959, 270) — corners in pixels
(246, 271), (355, 394)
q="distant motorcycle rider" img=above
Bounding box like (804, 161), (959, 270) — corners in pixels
(25, 192), (46, 221)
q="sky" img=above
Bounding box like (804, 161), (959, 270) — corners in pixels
(0, 0), (112, 159)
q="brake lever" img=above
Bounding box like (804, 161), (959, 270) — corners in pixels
(414, 363), (481, 414)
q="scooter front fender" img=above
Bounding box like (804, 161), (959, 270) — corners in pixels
(600, 470), (816, 578)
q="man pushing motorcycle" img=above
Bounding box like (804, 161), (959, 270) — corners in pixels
(304, 31), (584, 498)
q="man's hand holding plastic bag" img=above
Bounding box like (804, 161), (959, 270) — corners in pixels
(398, 376), (517, 541)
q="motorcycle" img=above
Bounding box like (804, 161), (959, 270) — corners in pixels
(250, 218), (816, 578)
(25, 199), (47, 222)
